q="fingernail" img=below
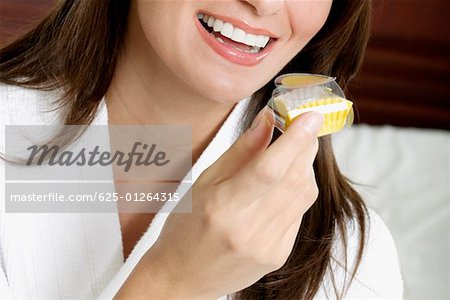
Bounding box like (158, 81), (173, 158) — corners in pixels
(295, 112), (324, 135)
(250, 107), (267, 131)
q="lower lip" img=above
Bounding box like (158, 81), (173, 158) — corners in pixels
(194, 15), (276, 67)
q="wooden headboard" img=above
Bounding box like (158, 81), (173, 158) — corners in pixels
(348, 0), (450, 129)
(1, 0), (449, 129)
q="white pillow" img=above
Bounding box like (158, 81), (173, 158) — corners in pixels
(332, 124), (450, 300)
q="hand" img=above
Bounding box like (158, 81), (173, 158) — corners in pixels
(119, 108), (324, 299)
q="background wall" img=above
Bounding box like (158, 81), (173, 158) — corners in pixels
(348, 0), (450, 129)
(1, 0), (449, 129)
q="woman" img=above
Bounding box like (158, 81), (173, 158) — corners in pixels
(0, 0), (403, 299)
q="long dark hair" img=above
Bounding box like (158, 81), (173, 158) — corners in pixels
(0, 0), (371, 298)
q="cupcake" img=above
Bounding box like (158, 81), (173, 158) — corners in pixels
(267, 73), (354, 137)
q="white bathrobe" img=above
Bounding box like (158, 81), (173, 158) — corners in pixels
(0, 84), (403, 299)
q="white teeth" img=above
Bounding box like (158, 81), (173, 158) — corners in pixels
(255, 35), (270, 48)
(213, 19), (224, 32)
(199, 14), (272, 49)
(262, 36), (270, 47)
(220, 23), (234, 39)
(244, 34), (257, 48)
(207, 16), (215, 27)
(231, 28), (246, 44)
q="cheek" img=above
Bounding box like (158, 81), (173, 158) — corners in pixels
(134, 1), (181, 54)
(287, 1), (333, 44)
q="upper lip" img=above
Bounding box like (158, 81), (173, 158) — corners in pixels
(198, 11), (279, 39)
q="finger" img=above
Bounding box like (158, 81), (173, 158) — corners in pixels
(279, 174), (318, 243)
(288, 172), (319, 218)
(258, 112), (323, 180)
(220, 112), (321, 204)
(203, 107), (275, 185)
(278, 137), (319, 196)
(260, 167), (318, 238)
(280, 213), (304, 254)
(280, 169), (319, 231)
(264, 138), (319, 210)
(259, 208), (305, 264)
(224, 127), (318, 213)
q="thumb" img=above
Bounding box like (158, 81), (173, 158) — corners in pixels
(205, 107), (275, 184)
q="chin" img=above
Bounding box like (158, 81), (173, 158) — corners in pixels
(201, 86), (253, 104)
(194, 77), (262, 104)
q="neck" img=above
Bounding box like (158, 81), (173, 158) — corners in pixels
(105, 10), (238, 163)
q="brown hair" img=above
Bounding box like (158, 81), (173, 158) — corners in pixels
(0, 0), (371, 298)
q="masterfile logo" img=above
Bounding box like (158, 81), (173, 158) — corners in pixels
(3, 125), (193, 213)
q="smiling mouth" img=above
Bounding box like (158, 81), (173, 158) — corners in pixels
(197, 13), (275, 54)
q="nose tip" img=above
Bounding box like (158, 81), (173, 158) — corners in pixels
(240, 0), (282, 16)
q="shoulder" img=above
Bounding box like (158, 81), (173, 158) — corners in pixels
(0, 83), (64, 199)
(0, 83), (69, 157)
(317, 208), (404, 299)
(0, 83), (64, 126)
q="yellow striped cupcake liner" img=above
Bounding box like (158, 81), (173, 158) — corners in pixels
(268, 73), (354, 136)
